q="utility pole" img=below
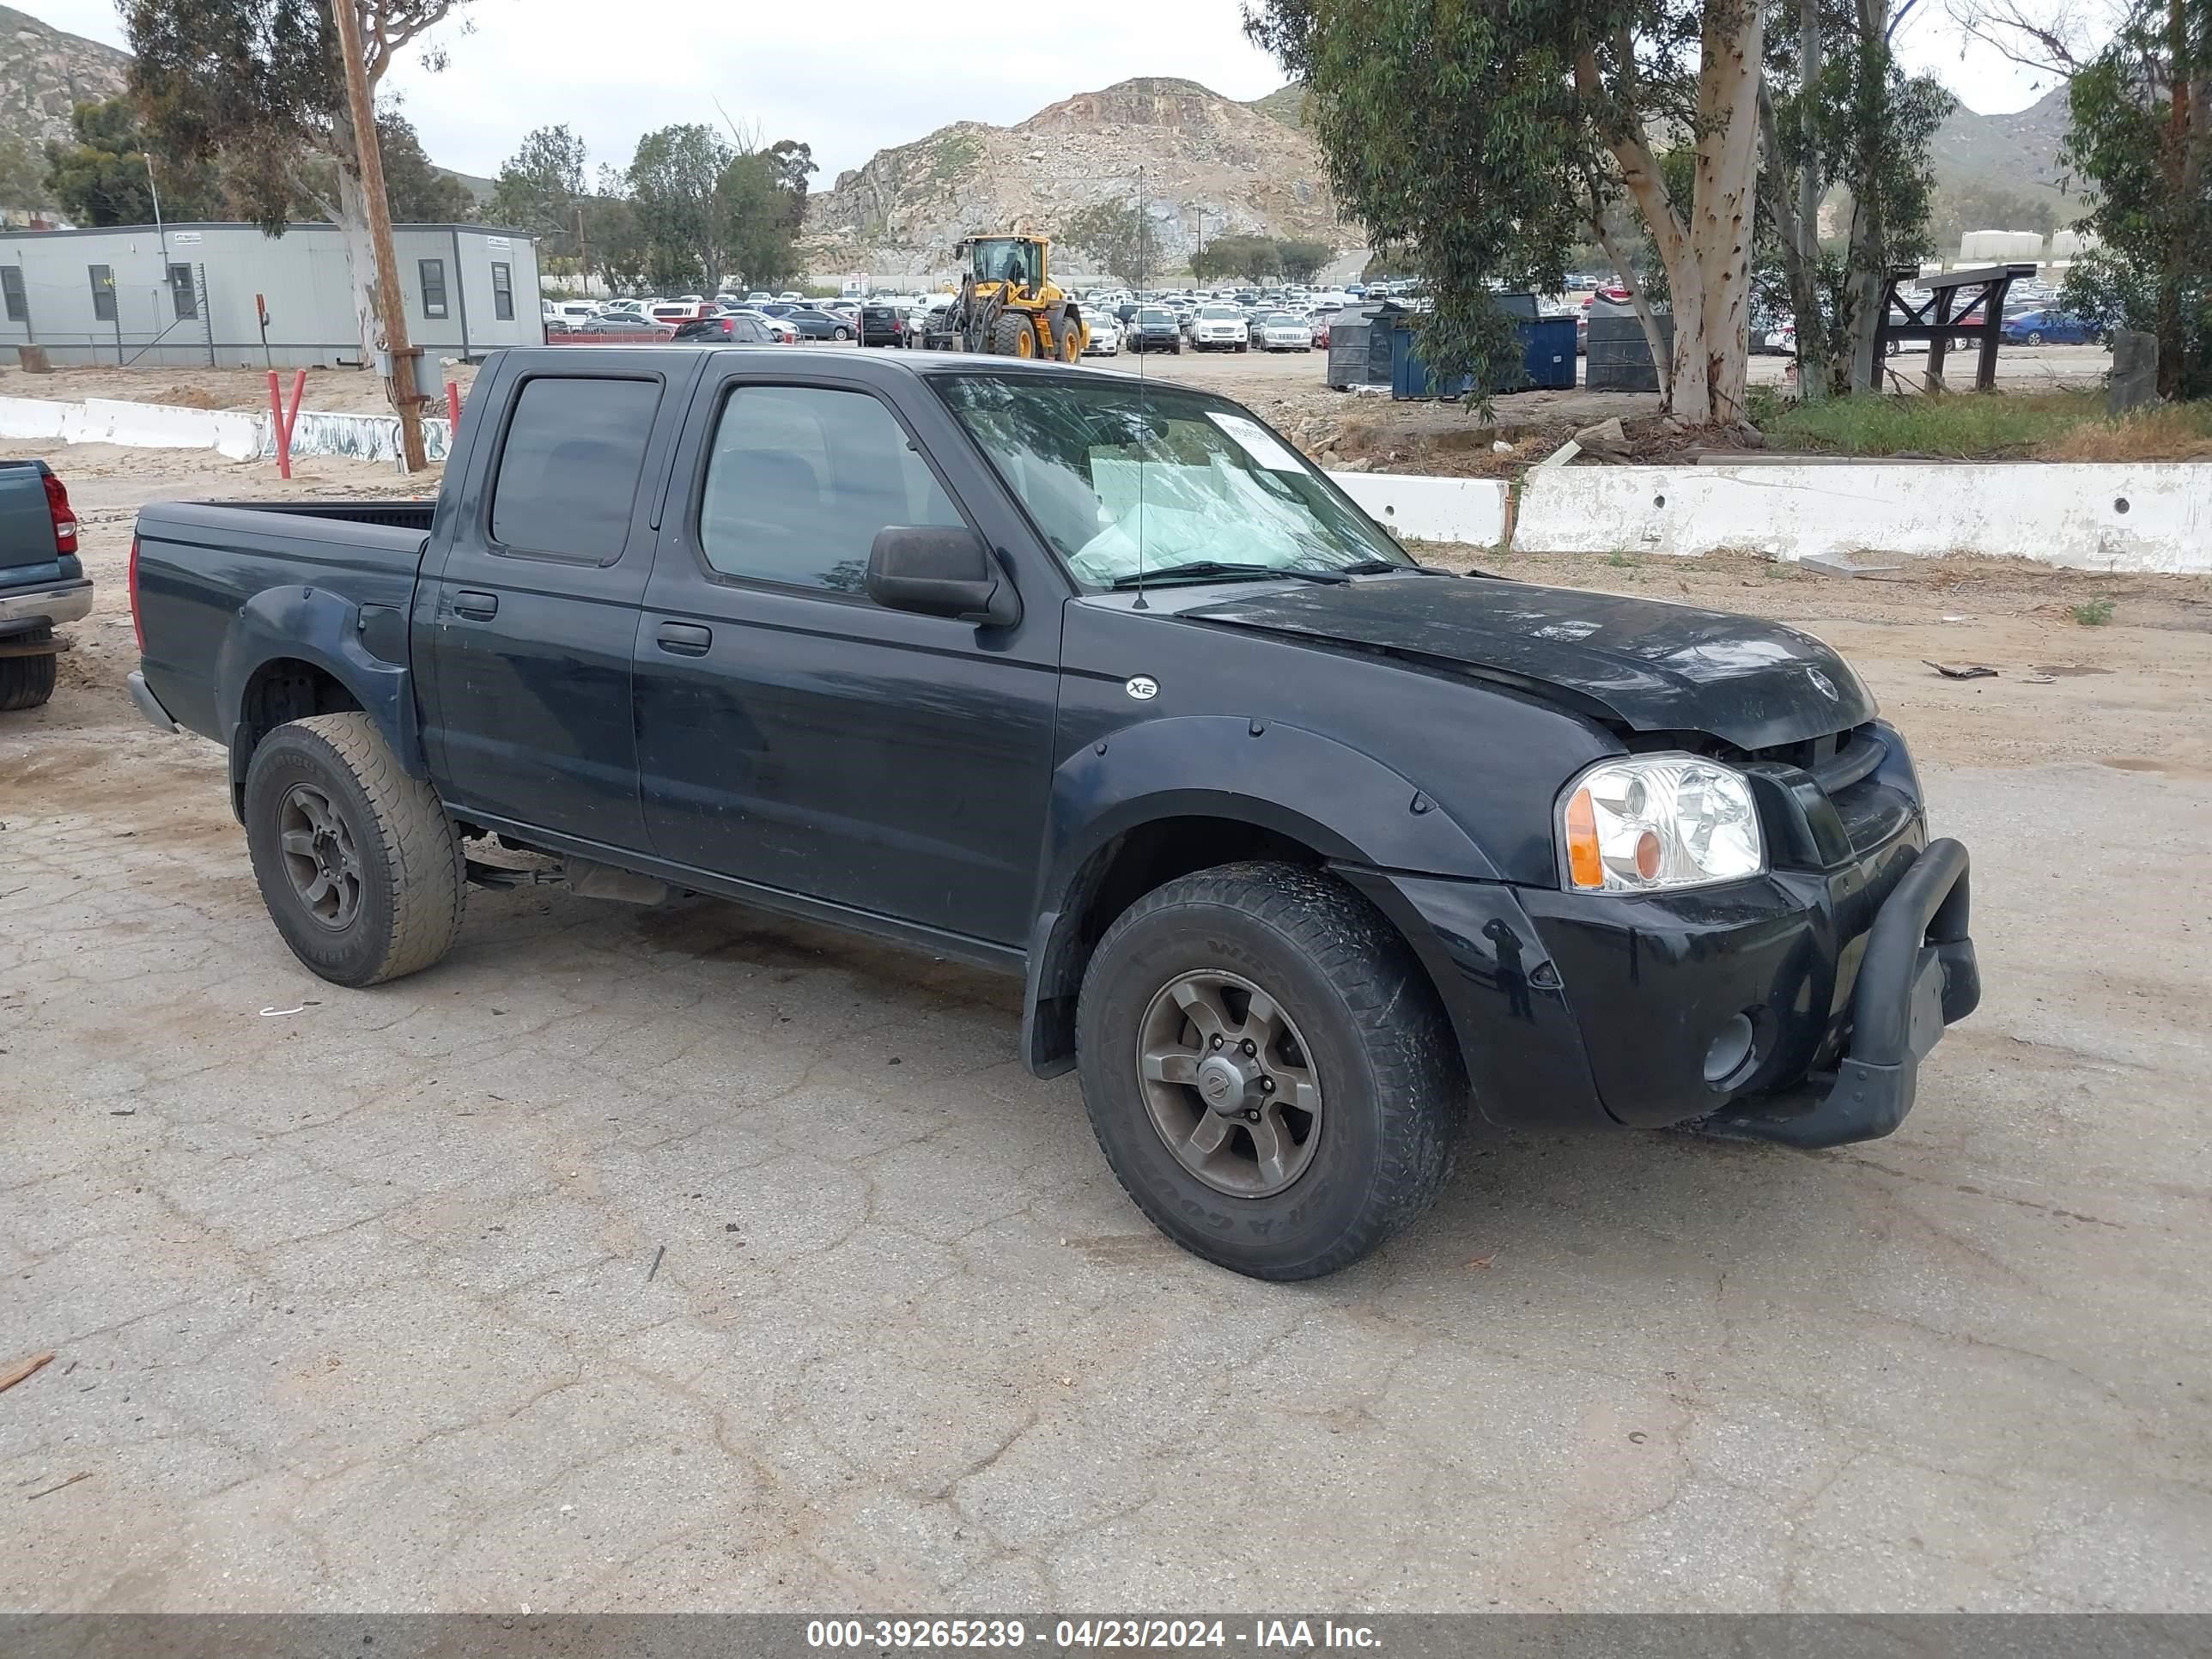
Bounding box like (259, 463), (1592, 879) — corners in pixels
(331, 0), (429, 472)
(1194, 208), (1207, 286)
(574, 202), (592, 296)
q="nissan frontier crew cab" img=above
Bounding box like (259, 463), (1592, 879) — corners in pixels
(127, 348), (1979, 1280)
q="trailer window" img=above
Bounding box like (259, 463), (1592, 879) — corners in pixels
(2, 266), (25, 323)
(491, 262), (514, 321)
(167, 264), (197, 320)
(89, 265), (117, 322)
(419, 258), (448, 319)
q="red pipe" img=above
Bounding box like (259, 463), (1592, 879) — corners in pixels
(267, 371), (289, 480)
(446, 380), (462, 433)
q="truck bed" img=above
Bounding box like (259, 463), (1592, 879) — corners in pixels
(135, 499), (436, 745)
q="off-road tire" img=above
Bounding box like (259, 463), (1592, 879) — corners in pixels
(0, 626), (57, 710)
(992, 313), (1037, 357)
(243, 712), (465, 988)
(1075, 861), (1466, 1280)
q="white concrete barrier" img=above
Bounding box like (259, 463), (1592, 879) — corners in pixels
(81, 398), (229, 451)
(1330, 471), (1508, 547)
(1512, 462), (2212, 574)
(0, 395), (68, 442)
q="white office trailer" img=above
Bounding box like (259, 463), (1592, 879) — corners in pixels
(0, 221), (542, 368)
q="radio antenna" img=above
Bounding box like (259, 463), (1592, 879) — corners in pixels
(1132, 166), (1150, 610)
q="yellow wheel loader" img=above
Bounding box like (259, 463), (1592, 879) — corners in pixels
(924, 234), (1087, 361)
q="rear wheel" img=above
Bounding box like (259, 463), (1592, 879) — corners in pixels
(243, 712), (465, 988)
(0, 627), (58, 711)
(993, 313), (1038, 358)
(833, 325), (851, 341)
(2027, 330), (2045, 346)
(1075, 861), (1465, 1280)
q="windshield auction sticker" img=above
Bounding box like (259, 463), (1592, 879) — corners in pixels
(1206, 410), (1306, 473)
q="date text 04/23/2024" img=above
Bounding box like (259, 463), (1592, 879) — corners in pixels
(804, 1620), (1382, 1650)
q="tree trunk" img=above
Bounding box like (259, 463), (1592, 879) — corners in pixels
(1843, 0), (1891, 393)
(1759, 82), (1829, 401)
(1678, 0), (1765, 422)
(334, 158), (382, 371)
(1794, 0), (1827, 400)
(2155, 0), (2192, 399)
(1585, 3), (1763, 427)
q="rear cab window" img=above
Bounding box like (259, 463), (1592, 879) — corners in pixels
(489, 376), (664, 562)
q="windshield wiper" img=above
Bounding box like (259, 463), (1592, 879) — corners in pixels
(1109, 561), (1352, 589)
(1334, 559), (1447, 576)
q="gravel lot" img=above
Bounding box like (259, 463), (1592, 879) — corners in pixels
(2, 443), (2209, 1613)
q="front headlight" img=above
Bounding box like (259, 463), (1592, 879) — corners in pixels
(1560, 755), (1765, 892)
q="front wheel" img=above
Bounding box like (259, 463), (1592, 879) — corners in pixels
(2027, 331), (2044, 346)
(243, 712), (465, 988)
(1075, 862), (1466, 1280)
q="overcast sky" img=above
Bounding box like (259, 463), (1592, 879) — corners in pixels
(33, 0), (2075, 185)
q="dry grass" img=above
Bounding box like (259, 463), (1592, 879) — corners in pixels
(2038, 403), (2212, 461)
(1758, 387), (2212, 461)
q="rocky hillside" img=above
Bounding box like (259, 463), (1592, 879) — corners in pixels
(1931, 83), (2071, 199)
(804, 77), (1358, 286)
(0, 3), (129, 152)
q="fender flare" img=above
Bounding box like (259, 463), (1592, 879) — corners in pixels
(215, 584), (424, 796)
(1020, 715), (1501, 1075)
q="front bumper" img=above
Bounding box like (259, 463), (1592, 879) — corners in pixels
(1340, 732), (1981, 1149)
(0, 578), (93, 631)
(1696, 838), (1978, 1146)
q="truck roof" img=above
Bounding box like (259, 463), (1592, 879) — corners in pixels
(495, 344), (1194, 388)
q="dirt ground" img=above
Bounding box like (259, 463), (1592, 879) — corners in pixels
(3, 441), (2209, 1613)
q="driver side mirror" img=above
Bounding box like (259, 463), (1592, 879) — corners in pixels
(866, 526), (1022, 628)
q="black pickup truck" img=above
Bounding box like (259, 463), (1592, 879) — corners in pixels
(128, 347), (1978, 1279)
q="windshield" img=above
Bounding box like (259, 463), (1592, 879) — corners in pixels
(1200, 306), (1240, 319)
(970, 237), (1043, 290)
(933, 375), (1412, 589)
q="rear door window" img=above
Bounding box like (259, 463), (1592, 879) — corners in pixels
(489, 375), (664, 562)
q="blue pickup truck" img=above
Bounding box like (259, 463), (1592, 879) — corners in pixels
(0, 459), (90, 710)
(128, 346), (1979, 1279)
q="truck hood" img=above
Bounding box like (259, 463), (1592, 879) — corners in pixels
(1182, 575), (1874, 751)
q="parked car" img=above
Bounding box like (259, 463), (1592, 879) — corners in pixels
(860, 303), (909, 347)
(543, 301), (597, 332)
(576, 314), (670, 337)
(127, 347), (1982, 1281)
(1080, 311), (1121, 356)
(1256, 312), (1314, 352)
(1124, 307), (1182, 352)
(781, 307), (855, 341)
(722, 309), (799, 343)
(2002, 310), (2103, 346)
(0, 459), (87, 711)
(1190, 304), (1250, 351)
(671, 314), (781, 343)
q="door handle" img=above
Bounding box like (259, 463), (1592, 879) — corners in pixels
(452, 590), (499, 621)
(656, 622), (713, 656)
